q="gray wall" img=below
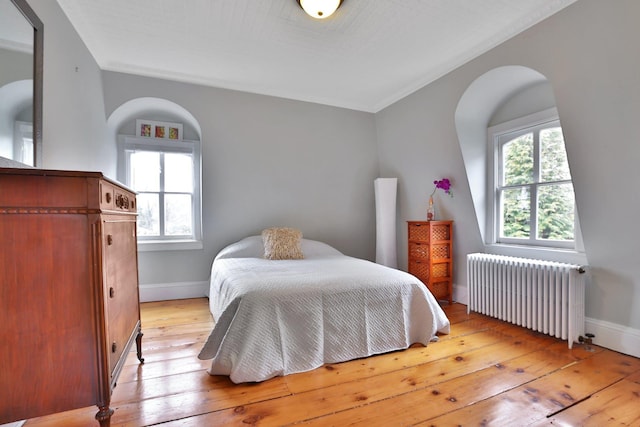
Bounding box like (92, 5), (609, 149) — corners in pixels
(29, 0), (112, 174)
(376, 0), (640, 331)
(101, 72), (378, 285)
(0, 48), (31, 86)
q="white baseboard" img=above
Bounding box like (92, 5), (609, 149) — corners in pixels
(585, 317), (640, 359)
(453, 283), (468, 305)
(139, 281), (209, 302)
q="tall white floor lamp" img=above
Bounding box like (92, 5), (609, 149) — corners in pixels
(374, 177), (398, 268)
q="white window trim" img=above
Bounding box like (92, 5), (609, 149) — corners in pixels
(117, 135), (203, 252)
(14, 121), (33, 166)
(486, 107), (583, 254)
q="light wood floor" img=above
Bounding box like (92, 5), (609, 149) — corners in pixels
(24, 298), (640, 426)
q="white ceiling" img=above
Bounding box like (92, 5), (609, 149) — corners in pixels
(56, 0), (577, 113)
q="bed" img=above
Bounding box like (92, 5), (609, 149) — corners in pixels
(198, 233), (450, 383)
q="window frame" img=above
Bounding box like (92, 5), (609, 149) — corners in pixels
(14, 121), (34, 166)
(118, 135), (203, 252)
(487, 108), (577, 250)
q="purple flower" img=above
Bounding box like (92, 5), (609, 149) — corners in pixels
(431, 178), (453, 197)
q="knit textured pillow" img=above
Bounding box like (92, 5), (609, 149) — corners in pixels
(261, 227), (304, 260)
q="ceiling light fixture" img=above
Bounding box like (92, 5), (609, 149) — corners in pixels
(297, 0), (343, 20)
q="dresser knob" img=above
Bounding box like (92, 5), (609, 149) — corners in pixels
(111, 342), (117, 353)
(105, 193), (112, 203)
(107, 235), (113, 245)
(109, 287), (115, 298)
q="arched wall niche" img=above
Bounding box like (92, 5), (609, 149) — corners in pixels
(106, 97), (202, 143)
(454, 65), (550, 244)
(0, 79), (32, 160)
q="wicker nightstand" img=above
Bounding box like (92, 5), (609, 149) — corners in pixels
(407, 220), (453, 304)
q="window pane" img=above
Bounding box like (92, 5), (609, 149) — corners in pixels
(137, 193), (159, 236)
(165, 194), (193, 236)
(537, 183), (575, 241)
(540, 127), (571, 182)
(165, 153), (194, 193)
(130, 151), (160, 192)
(501, 187), (530, 238)
(21, 138), (34, 166)
(503, 133), (533, 185)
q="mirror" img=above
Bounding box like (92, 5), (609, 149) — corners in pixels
(0, 0), (42, 167)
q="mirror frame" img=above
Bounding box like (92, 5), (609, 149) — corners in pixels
(10, 0), (43, 167)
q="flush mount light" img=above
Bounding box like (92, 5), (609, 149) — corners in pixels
(297, 0), (343, 19)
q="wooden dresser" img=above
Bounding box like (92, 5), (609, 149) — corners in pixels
(407, 220), (453, 304)
(0, 168), (144, 426)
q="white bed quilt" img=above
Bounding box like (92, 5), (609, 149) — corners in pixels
(198, 237), (450, 383)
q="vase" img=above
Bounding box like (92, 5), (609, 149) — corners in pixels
(427, 196), (435, 221)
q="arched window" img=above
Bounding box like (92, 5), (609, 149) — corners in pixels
(108, 98), (203, 251)
(489, 108), (575, 248)
(456, 66), (584, 257)
(119, 134), (202, 249)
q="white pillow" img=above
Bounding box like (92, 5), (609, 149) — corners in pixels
(214, 235), (343, 260)
(300, 239), (343, 258)
(214, 236), (264, 260)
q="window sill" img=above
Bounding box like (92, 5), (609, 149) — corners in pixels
(137, 239), (203, 252)
(484, 243), (588, 266)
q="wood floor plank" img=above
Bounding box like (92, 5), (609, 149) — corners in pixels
(25, 373), (291, 426)
(118, 354), (211, 383)
(626, 369), (640, 384)
(284, 327), (543, 394)
(541, 378), (640, 426)
(108, 382), (291, 426)
(423, 350), (640, 426)
(141, 321), (213, 339)
(438, 302), (472, 322)
(122, 339), (205, 367)
(135, 329), (211, 351)
(21, 298), (640, 427)
(294, 347), (583, 426)
(174, 332), (576, 426)
(141, 311), (213, 329)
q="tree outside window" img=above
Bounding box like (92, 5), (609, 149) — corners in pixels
(496, 119), (575, 248)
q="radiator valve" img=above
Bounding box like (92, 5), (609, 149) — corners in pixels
(579, 333), (595, 345)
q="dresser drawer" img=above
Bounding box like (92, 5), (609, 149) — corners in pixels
(103, 219), (140, 377)
(100, 182), (136, 213)
(408, 221), (451, 242)
(409, 259), (430, 281)
(428, 280), (451, 300)
(409, 242), (429, 260)
(100, 182), (115, 210)
(408, 222), (431, 241)
(409, 242), (451, 261)
(113, 188), (136, 213)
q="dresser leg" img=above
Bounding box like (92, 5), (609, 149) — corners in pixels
(95, 405), (113, 426)
(136, 330), (144, 363)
